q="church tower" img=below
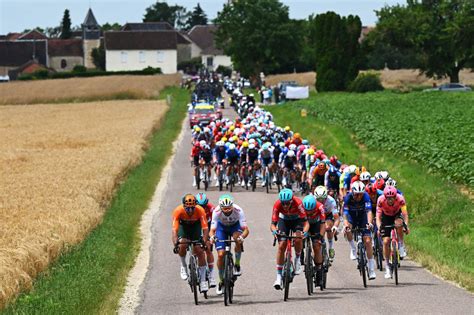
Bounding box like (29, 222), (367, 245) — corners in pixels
(82, 8), (101, 68)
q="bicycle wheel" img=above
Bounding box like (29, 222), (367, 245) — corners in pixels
(375, 236), (384, 271)
(224, 253), (233, 306)
(283, 255), (291, 301)
(358, 243), (367, 288)
(305, 240), (314, 295)
(189, 256), (199, 305)
(229, 173), (233, 192)
(322, 244), (329, 289)
(392, 241), (399, 285)
(195, 174), (200, 190)
(265, 172), (270, 194)
(204, 171), (208, 191)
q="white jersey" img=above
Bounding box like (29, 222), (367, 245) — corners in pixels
(211, 204), (247, 229)
(323, 195), (338, 216)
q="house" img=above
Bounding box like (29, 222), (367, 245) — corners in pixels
(104, 31), (178, 74)
(187, 25), (232, 71)
(0, 40), (48, 76)
(8, 59), (50, 80)
(48, 39), (84, 71)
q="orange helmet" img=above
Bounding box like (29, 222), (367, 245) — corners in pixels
(182, 194), (197, 207)
(294, 132), (301, 139)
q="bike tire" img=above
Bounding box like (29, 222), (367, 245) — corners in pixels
(392, 241), (399, 285)
(190, 256), (199, 305)
(195, 174), (200, 190)
(359, 244), (368, 288)
(376, 237), (384, 271)
(322, 244), (329, 289)
(283, 257), (291, 301)
(224, 253), (233, 306)
(204, 178), (208, 191)
(305, 240), (313, 295)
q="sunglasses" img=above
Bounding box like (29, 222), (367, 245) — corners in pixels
(281, 200), (292, 206)
(221, 206), (233, 211)
(185, 206), (195, 212)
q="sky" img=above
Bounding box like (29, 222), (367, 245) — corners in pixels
(0, 0), (404, 34)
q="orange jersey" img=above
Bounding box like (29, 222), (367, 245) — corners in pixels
(172, 205), (209, 232)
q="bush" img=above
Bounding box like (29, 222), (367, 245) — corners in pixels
(215, 65), (232, 77)
(33, 69), (50, 79)
(348, 73), (384, 93)
(178, 57), (203, 74)
(16, 68), (163, 81)
(72, 65), (87, 73)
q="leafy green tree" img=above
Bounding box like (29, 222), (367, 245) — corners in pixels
(60, 9), (72, 39)
(101, 22), (122, 31)
(374, 0), (474, 83)
(143, 1), (187, 29)
(91, 43), (106, 70)
(215, 0), (302, 80)
(310, 12), (362, 91)
(185, 3), (208, 30)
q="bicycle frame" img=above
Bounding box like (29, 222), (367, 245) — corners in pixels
(217, 238), (240, 306)
(274, 231), (302, 301)
(351, 226), (368, 288)
(176, 239), (207, 304)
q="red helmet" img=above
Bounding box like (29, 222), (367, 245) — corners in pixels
(316, 150), (324, 158)
(383, 186), (397, 198)
(374, 178), (385, 190)
(330, 155), (338, 165)
(365, 183), (377, 195)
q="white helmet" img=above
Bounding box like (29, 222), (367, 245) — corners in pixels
(249, 143), (255, 149)
(360, 171), (371, 181)
(314, 186), (328, 200)
(374, 171), (382, 179)
(380, 171), (390, 180)
(203, 127), (210, 133)
(351, 181), (365, 194)
(289, 144), (297, 151)
(199, 140), (207, 147)
(249, 139), (256, 144)
(229, 143), (236, 150)
(386, 178), (397, 187)
(216, 141), (225, 147)
(287, 150), (295, 157)
(348, 165), (357, 174)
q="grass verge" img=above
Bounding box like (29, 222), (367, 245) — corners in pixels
(267, 102), (474, 291)
(3, 87), (190, 314)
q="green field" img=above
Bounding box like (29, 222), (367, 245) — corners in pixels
(4, 87), (190, 314)
(267, 91), (474, 291)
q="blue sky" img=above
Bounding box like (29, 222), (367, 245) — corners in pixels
(0, 0), (404, 34)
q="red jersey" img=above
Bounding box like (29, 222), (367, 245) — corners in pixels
(306, 201), (326, 222)
(191, 145), (201, 157)
(272, 197), (307, 223)
(203, 202), (215, 222)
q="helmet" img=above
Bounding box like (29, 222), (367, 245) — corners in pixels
(203, 127), (210, 133)
(222, 137), (228, 142)
(279, 142), (285, 148)
(383, 186), (397, 198)
(249, 143), (255, 149)
(199, 140), (207, 147)
(365, 183), (377, 195)
(351, 181), (365, 194)
(294, 132), (301, 139)
(279, 188), (293, 202)
(289, 144), (297, 151)
(328, 165), (339, 176)
(219, 194), (234, 208)
(216, 141), (225, 147)
(317, 162), (326, 170)
(287, 150), (295, 157)
(249, 139), (256, 144)
(386, 178), (397, 187)
(348, 165), (357, 174)
(182, 194), (197, 207)
(307, 148), (315, 155)
(374, 178), (385, 190)
(303, 195), (317, 211)
(195, 127), (201, 133)
(230, 125), (235, 131)
(360, 171), (371, 181)
(380, 171), (390, 180)
(263, 142), (271, 150)
(203, 144), (210, 150)
(330, 155), (338, 164)
(249, 93), (254, 97)
(299, 145), (306, 152)
(242, 141), (249, 148)
(232, 135), (238, 142)
(302, 139), (309, 145)
(314, 186), (328, 201)
(228, 137), (234, 143)
(195, 192), (208, 206)
(284, 126), (291, 132)
(229, 143), (236, 150)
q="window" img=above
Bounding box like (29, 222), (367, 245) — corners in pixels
(139, 51), (145, 63)
(121, 51), (128, 63)
(157, 51), (164, 63)
(207, 57), (213, 67)
(60, 59), (67, 69)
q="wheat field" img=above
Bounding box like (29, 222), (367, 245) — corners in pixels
(0, 74), (181, 105)
(0, 100), (168, 308)
(264, 69), (474, 89)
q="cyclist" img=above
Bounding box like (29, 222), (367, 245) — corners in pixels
(343, 181), (377, 280)
(314, 186), (340, 260)
(376, 186), (410, 279)
(213, 141), (227, 187)
(302, 195), (326, 286)
(209, 194), (249, 295)
(310, 161), (327, 190)
(341, 165), (358, 197)
(172, 194), (209, 292)
(280, 150), (297, 188)
(270, 189), (309, 289)
(190, 142), (202, 187)
(196, 192), (217, 287)
(325, 165), (342, 206)
(259, 142), (273, 187)
(246, 143), (260, 184)
(199, 144), (213, 183)
(225, 143), (240, 184)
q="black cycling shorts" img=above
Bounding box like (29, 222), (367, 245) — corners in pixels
(277, 218), (304, 240)
(381, 210), (403, 238)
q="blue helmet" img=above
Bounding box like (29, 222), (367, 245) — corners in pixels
(302, 139), (309, 145)
(279, 188), (293, 202)
(195, 192), (208, 206)
(303, 195), (317, 211)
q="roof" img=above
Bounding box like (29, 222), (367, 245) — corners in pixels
(122, 22), (173, 31)
(104, 31), (178, 50)
(187, 25), (223, 55)
(5, 33), (21, 40)
(0, 40), (48, 67)
(83, 8), (99, 27)
(18, 29), (47, 40)
(48, 39), (84, 57)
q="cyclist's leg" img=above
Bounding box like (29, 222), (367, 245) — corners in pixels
(215, 223), (228, 283)
(310, 223), (323, 265)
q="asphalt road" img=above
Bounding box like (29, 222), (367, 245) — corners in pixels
(137, 103), (473, 314)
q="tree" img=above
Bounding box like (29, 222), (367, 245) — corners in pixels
(215, 0), (303, 80)
(143, 1), (187, 29)
(374, 0), (474, 83)
(185, 3), (208, 30)
(310, 12), (362, 91)
(22, 27), (45, 34)
(91, 43), (106, 70)
(45, 26), (61, 38)
(60, 9), (72, 39)
(102, 22), (122, 31)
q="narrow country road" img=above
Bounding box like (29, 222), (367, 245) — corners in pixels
(136, 102), (473, 314)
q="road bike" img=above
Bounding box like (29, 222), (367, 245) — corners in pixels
(216, 164), (225, 191)
(263, 165), (273, 194)
(303, 236), (314, 295)
(274, 231), (302, 301)
(350, 226), (369, 288)
(217, 237), (242, 306)
(385, 222), (407, 285)
(199, 162), (211, 191)
(373, 225), (384, 271)
(320, 240), (330, 290)
(176, 239), (208, 305)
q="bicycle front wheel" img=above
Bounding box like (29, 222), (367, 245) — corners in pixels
(224, 253), (233, 306)
(189, 256), (199, 305)
(392, 241), (399, 285)
(358, 244), (368, 288)
(283, 256), (291, 301)
(305, 240), (314, 295)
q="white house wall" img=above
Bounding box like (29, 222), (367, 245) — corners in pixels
(106, 49), (177, 74)
(201, 54), (232, 70)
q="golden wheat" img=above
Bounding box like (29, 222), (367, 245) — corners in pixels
(0, 100), (168, 308)
(0, 74), (181, 105)
(263, 69), (474, 89)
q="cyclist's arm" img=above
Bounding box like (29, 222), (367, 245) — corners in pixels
(171, 208), (181, 244)
(270, 203), (279, 232)
(401, 204), (408, 225)
(376, 200), (383, 229)
(198, 206), (209, 241)
(365, 195), (373, 225)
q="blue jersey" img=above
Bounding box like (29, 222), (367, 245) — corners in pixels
(226, 148), (240, 159)
(343, 192), (372, 215)
(343, 173), (355, 189)
(214, 146), (227, 162)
